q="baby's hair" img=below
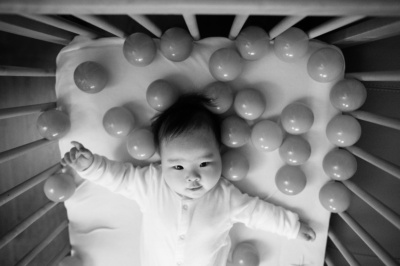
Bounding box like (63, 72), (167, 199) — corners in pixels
(151, 92), (222, 150)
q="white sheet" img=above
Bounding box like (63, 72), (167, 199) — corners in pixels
(56, 35), (343, 266)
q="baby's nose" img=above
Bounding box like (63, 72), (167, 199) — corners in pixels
(186, 171), (201, 182)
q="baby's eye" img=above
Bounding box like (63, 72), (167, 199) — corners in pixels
(200, 162), (210, 167)
(173, 165), (183, 170)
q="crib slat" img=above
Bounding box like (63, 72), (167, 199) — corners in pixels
(228, 14), (249, 39)
(308, 16), (365, 39)
(74, 15), (126, 38)
(324, 18), (400, 47)
(0, 201), (58, 249)
(328, 229), (361, 266)
(345, 70), (400, 82)
(0, 20), (70, 45)
(0, 163), (61, 207)
(0, 102), (56, 120)
(325, 254), (336, 266)
(15, 220), (68, 266)
(349, 110), (400, 131)
(0, 66), (55, 77)
(47, 243), (71, 266)
(183, 14), (200, 41)
(127, 14), (162, 38)
(269, 16), (305, 39)
(345, 146), (400, 181)
(342, 180), (400, 230)
(0, 139), (55, 164)
(338, 212), (398, 266)
(20, 14), (98, 38)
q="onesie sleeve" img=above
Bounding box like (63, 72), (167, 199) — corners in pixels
(227, 180), (300, 239)
(78, 154), (160, 209)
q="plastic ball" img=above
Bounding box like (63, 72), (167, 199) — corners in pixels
(44, 173), (76, 202)
(203, 82), (234, 114)
(326, 115), (361, 147)
(74, 61), (108, 94)
(37, 110), (71, 140)
(275, 165), (307, 196)
(319, 181), (352, 213)
(279, 135), (311, 165)
(146, 79), (179, 111)
(323, 149), (357, 180)
(221, 116), (251, 148)
(307, 47), (345, 83)
(103, 107), (135, 138)
(160, 27), (193, 62)
(235, 26), (269, 61)
(123, 32), (157, 67)
(281, 102), (314, 134)
(273, 27), (309, 63)
(234, 88), (266, 120)
(221, 150), (250, 181)
(232, 242), (260, 266)
(330, 79), (367, 111)
(126, 129), (156, 160)
(59, 256), (81, 266)
(209, 48), (243, 81)
(251, 120), (283, 152)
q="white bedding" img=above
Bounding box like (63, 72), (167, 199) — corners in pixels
(56, 35), (343, 266)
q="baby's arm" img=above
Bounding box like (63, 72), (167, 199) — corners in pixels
(297, 221), (316, 241)
(61, 141), (94, 171)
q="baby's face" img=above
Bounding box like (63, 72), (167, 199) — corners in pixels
(161, 128), (222, 199)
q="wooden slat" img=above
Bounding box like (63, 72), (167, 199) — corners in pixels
(1, 0), (400, 16)
(349, 110), (400, 131)
(328, 229), (361, 266)
(183, 14), (200, 40)
(338, 212), (398, 266)
(345, 70), (400, 82)
(0, 201), (58, 249)
(324, 18), (400, 47)
(15, 220), (68, 266)
(307, 16), (365, 39)
(47, 243), (71, 266)
(228, 14), (249, 39)
(269, 16), (305, 39)
(0, 102), (56, 120)
(0, 163), (61, 207)
(20, 14), (98, 38)
(0, 66), (55, 77)
(127, 14), (162, 37)
(74, 14), (126, 38)
(0, 20), (70, 45)
(325, 254), (336, 266)
(0, 139), (55, 164)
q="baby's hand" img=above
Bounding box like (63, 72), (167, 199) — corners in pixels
(61, 141), (94, 172)
(297, 221), (316, 242)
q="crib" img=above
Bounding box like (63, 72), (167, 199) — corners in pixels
(0, 1), (399, 265)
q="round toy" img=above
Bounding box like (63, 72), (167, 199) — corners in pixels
(281, 102), (314, 134)
(330, 79), (367, 111)
(307, 47), (345, 83)
(275, 165), (307, 196)
(203, 81), (234, 114)
(279, 135), (311, 165)
(323, 148), (357, 180)
(146, 79), (179, 111)
(326, 114), (361, 147)
(123, 32), (157, 67)
(103, 107), (135, 138)
(37, 110), (71, 140)
(319, 181), (352, 213)
(43, 173), (76, 202)
(160, 27), (193, 62)
(221, 116), (251, 148)
(74, 61), (108, 94)
(235, 26), (269, 61)
(221, 149), (250, 181)
(251, 120), (283, 152)
(273, 27), (309, 63)
(209, 48), (243, 81)
(232, 242), (260, 266)
(234, 88), (266, 120)
(126, 129), (156, 160)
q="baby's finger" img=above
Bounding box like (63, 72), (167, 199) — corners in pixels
(63, 152), (73, 165)
(71, 141), (85, 151)
(60, 157), (67, 166)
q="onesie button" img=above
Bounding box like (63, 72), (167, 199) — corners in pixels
(179, 234), (185, 240)
(183, 205), (188, 210)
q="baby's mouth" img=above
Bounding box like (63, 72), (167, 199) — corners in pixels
(187, 186), (202, 191)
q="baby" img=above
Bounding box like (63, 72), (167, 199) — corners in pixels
(61, 93), (316, 266)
